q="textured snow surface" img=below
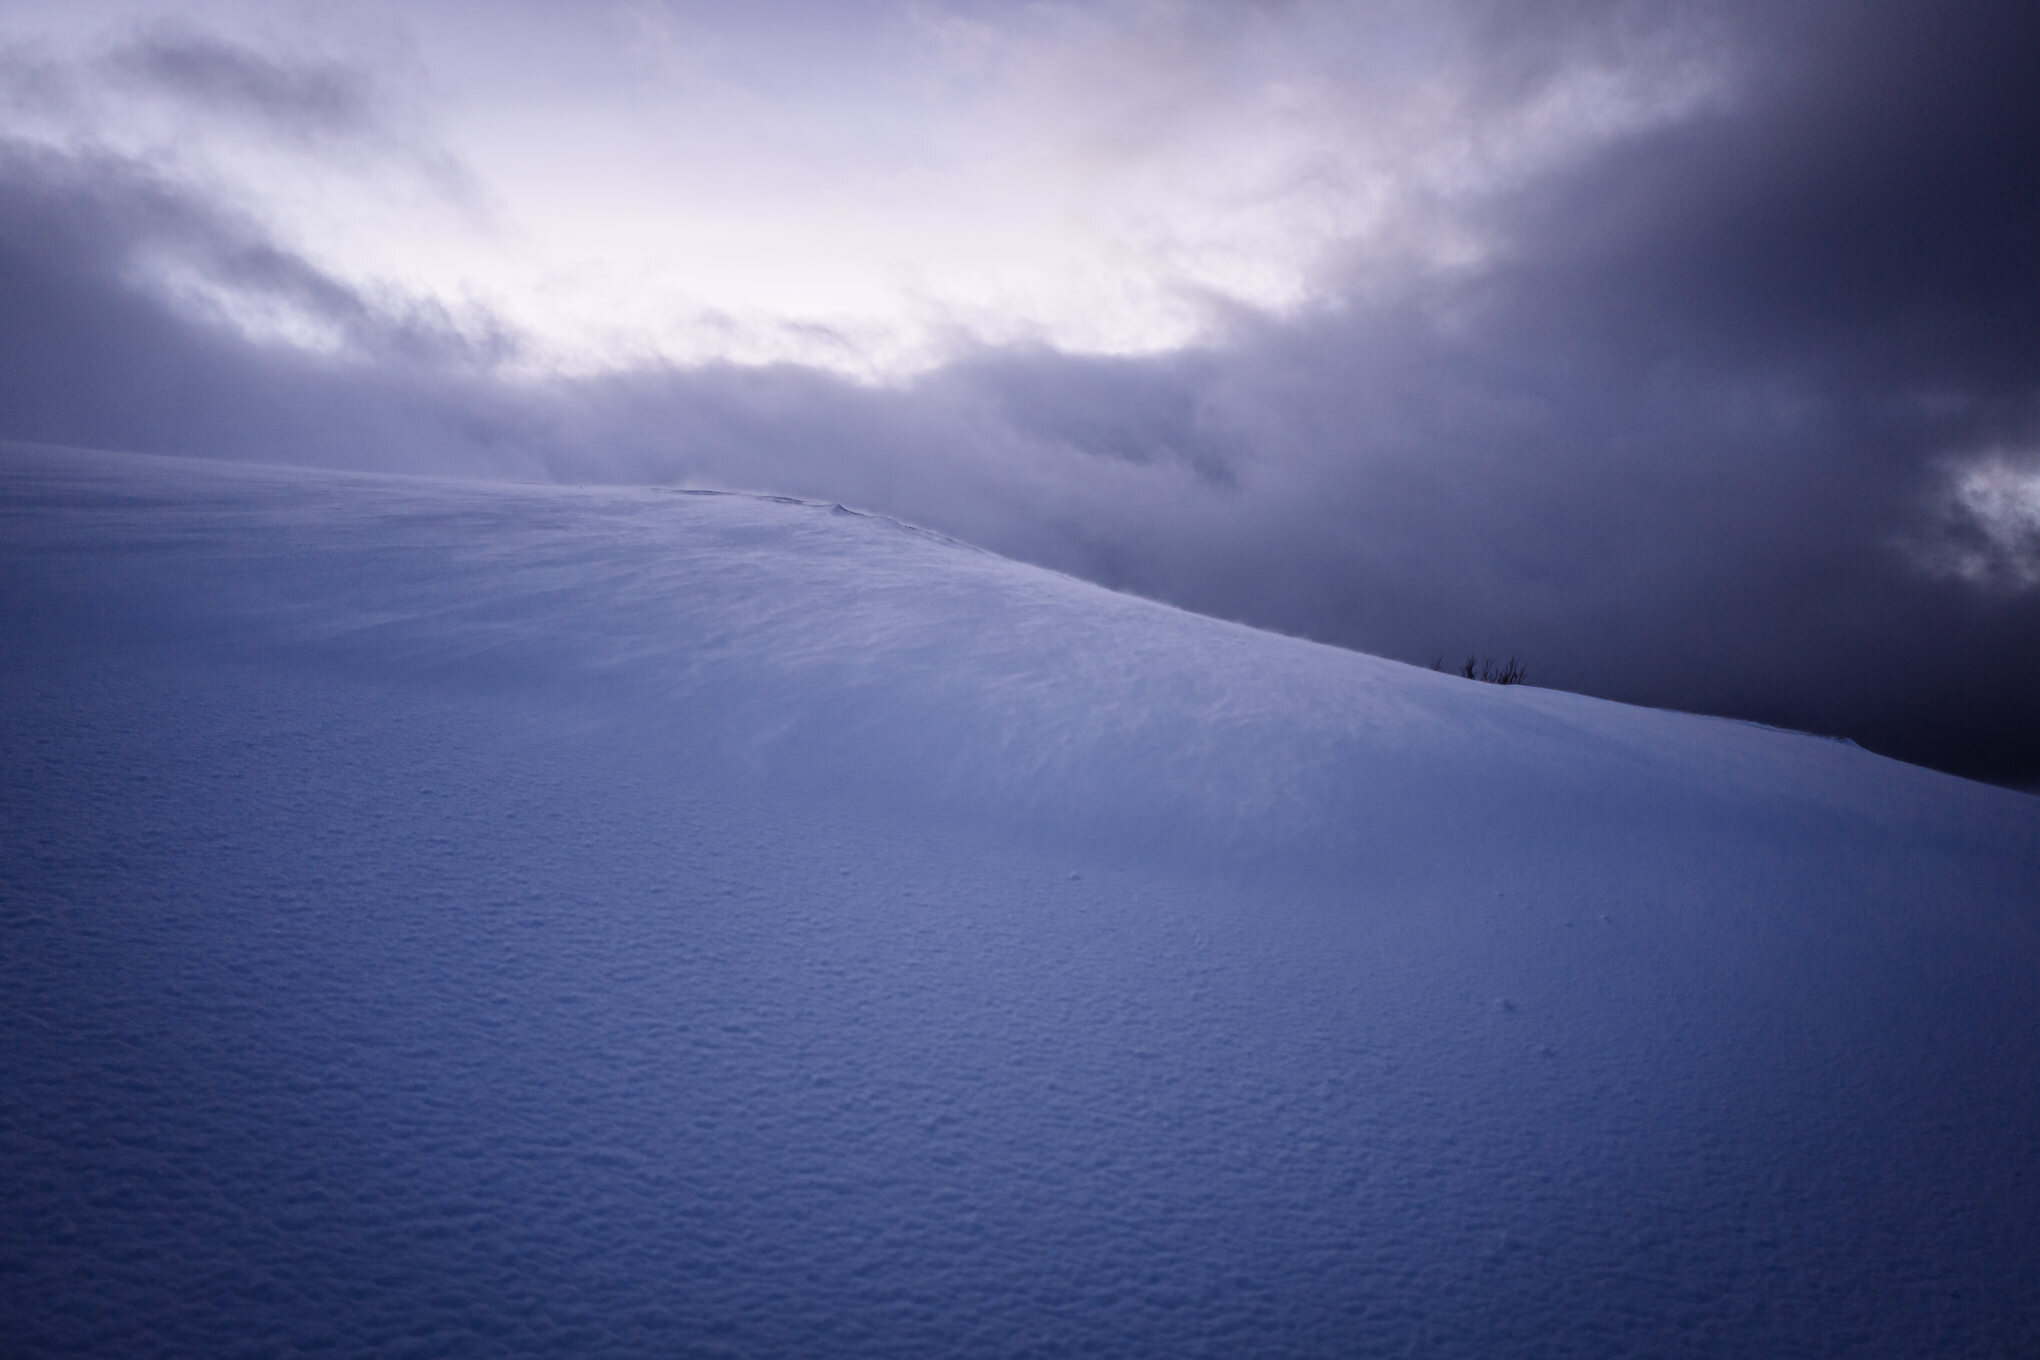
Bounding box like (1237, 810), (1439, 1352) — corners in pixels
(4, 445), (2038, 1358)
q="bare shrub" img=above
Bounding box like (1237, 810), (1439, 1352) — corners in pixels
(1432, 654), (1529, 685)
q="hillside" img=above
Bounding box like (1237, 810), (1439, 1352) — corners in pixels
(4, 444), (2037, 1357)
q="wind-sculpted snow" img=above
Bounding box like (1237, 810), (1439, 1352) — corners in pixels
(4, 446), (2037, 1357)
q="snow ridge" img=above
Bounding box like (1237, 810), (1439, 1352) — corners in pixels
(4, 445), (2037, 1358)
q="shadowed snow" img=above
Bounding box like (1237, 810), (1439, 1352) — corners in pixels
(4, 446), (2037, 1356)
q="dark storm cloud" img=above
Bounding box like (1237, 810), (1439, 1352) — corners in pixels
(74, 23), (483, 202)
(5, 0), (2040, 784)
(0, 44), (77, 118)
(0, 138), (515, 470)
(106, 26), (379, 142)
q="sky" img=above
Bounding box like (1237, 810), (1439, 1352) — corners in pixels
(3, 0), (2038, 783)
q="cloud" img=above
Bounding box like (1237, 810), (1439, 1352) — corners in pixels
(0, 136), (518, 470)
(0, 16), (485, 233)
(0, 41), (82, 121)
(105, 25), (380, 143)
(1911, 453), (2040, 594)
(3, 0), (2039, 784)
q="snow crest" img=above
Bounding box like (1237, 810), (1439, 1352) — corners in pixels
(5, 446), (2037, 1356)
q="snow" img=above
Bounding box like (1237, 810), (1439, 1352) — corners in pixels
(4, 443), (2037, 1357)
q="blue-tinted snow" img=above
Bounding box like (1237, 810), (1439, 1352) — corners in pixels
(4, 444), (2037, 1357)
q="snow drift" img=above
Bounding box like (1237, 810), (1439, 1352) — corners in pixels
(4, 444), (2037, 1357)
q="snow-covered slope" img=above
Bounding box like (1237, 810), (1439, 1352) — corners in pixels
(4, 444), (2037, 1358)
